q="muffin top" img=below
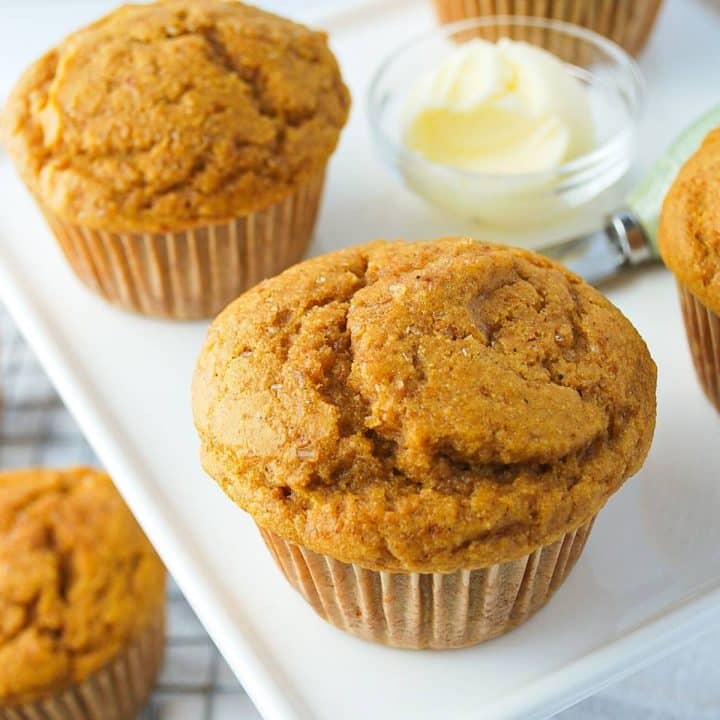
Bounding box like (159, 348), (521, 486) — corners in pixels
(192, 238), (656, 573)
(1, 0), (350, 232)
(0, 467), (165, 704)
(660, 128), (720, 313)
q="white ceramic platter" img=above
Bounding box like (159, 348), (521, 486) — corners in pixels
(1, 1), (720, 718)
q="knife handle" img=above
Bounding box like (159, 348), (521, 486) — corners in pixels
(627, 103), (720, 256)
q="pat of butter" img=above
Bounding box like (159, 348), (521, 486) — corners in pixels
(404, 38), (594, 174)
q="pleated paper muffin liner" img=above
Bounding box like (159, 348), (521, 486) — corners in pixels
(259, 517), (595, 649)
(678, 283), (720, 412)
(0, 609), (165, 720)
(39, 169), (326, 320)
(432, 0), (663, 57)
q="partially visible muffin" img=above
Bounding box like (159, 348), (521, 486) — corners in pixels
(433, 0), (664, 57)
(2, 0), (350, 318)
(660, 127), (720, 411)
(192, 237), (657, 648)
(0, 467), (166, 715)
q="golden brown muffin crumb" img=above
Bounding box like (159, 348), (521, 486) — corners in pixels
(192, 238), (657, 572)
(1, 0), (350, 232)
(0, 467), (165, 704)
(660, 127), (720, 313)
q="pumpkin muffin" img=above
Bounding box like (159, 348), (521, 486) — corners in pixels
(0, 467), (166, 718)
(660, 127), (720, 412)
(433, 0), (663, 57)
(192, 237), (656, 649)
(1, 0), (350, 319)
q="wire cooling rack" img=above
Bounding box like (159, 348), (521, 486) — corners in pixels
(0, 304), (260, 720)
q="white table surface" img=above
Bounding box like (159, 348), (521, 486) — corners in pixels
(1, 1), (719, 718)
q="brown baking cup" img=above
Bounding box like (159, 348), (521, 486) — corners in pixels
(40, 169), (326, 320)
(0, 610), (165, 720)
(259, 517), (595, 649)
(433, 0), (663, 56)
(678, 283), (720, 412)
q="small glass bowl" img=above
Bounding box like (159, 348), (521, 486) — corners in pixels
(367, 16), (645, 235)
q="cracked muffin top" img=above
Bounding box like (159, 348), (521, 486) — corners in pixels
(192, 238), (656, 573)
(0, 467), (165, 704)
(1, 0), (350, 232)
(660, 128), (720, 313)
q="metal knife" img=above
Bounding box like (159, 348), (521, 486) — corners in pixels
(544, 104), (720, 284)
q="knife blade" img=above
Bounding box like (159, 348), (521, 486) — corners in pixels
(543, 103), (720, 284)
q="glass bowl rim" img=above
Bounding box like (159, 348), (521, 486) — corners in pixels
(367, 14), (646, 184)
